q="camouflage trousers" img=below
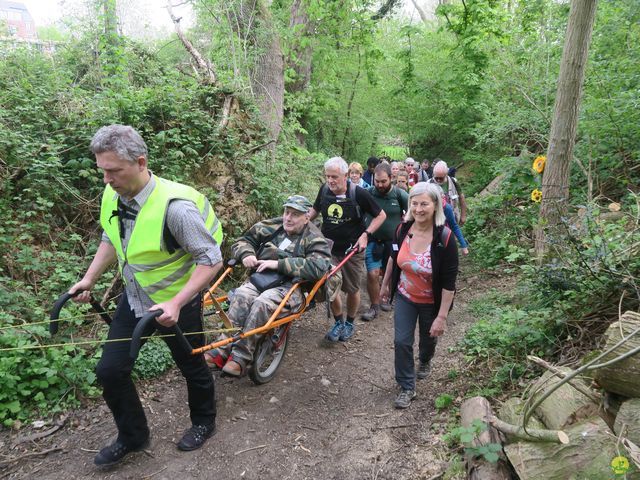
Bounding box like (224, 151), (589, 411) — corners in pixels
(220, 281), (304, 366)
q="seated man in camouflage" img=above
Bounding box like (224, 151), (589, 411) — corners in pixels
(205, 195), (332, 376)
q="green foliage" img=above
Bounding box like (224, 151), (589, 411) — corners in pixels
(462, 290), (562, 387)
(444, 419), (502, 463)
(133, 341), (175, 379)
(0, 36), (273, 423)
(435, 394), (454, 410)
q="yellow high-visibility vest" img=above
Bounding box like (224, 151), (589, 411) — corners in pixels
(100, 175), (223, 303)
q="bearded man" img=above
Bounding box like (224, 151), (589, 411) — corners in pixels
(361, 162), (409, 321)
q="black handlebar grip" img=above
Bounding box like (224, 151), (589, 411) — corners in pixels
(129, 310), (193, 360)
(50, 290), (113, 336)
(50, 292), (78, 335)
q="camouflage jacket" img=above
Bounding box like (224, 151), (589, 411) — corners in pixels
(232, 217), (332, 282)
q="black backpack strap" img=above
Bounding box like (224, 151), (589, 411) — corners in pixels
(255, 225), (285, 258)
(348, 181), (362, 221)
(439, 226), (452, 248)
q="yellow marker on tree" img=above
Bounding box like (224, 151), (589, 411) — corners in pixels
(531, 189), (542, 203)
(532, 155), (546, 173)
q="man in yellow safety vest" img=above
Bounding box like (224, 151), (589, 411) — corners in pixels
(69, 124), (223, 467)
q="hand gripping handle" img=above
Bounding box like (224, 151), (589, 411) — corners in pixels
(129, 310), (193, 360)
(50, 290), (112, 335)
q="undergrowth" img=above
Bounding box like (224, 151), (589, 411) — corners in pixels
(458, 155), (640, 394)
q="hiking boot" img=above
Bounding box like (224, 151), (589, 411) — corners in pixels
(417, 361), (432, 380)
(380, 302), (393, 312)
(339, 322), (354, 342)
(325, 320), (344, 342)
(361, 306), (379, 322)
(177, 423), (216, 451)
(94, 438), (150, 467)
(394, 389), (417, 409)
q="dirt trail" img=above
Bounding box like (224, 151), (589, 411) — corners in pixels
(1, 266), (483, 480)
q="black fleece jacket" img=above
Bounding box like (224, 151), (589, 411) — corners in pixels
(388, 221), (459, 313)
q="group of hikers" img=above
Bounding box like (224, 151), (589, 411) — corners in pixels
(68, 124), (470, 468)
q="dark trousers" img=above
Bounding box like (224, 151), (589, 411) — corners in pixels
(393, 293), (438, 391)
(96, 293), (215, 448)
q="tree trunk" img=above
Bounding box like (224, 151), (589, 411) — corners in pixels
(534, 0), (598, 258)
(229, 0), (284, 143)
(460, 397), (512, 480)
(341, 49), (362, 157)
(504, 417), (617, 480)
(594, 311), (640, 398)
(167, 3), (217, 85)
(99, 0), (122, 79)
(529, 368), (598, 430)
(614, 398), (640, 446)
(287, 0), (313, 146)
(410, 0), (429, 23)
(288, 0), (313, 94)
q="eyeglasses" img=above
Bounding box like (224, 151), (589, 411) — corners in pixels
(433, 176), (446, 182)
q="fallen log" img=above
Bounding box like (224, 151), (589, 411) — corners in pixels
(497, 397), (545, 431)
(460, 396), (511, 480)
(529, 368), (598, 430)
(594, 311), (640, 398)
(504, 417), (618, 480)
(614, 398), (640, 446)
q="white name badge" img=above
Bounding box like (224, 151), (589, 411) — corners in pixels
(278, 238), (292, 251)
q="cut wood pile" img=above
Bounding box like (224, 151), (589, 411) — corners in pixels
(459, 311), (640, 479)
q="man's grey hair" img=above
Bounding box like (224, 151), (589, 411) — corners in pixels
(433, 160), (448, 174)
(324, 156), (348, 174)
(405, 182), (446, 227)
(90, 125), (148, 163)
(404, 157), (416, 165)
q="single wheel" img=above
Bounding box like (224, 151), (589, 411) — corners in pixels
(248, 325), (290, 385)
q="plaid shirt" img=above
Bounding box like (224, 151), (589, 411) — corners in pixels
(101, 175), (222, 316)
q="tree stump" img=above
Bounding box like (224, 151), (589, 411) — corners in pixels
(504, 417), (617, 480)
(529, 368), (598, 430)
(614, 398), (640, 446)
(594, 311), (640, 398)
(460, 396), (512, 480)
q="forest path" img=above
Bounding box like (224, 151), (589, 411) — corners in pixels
(2, 261), (494, 480)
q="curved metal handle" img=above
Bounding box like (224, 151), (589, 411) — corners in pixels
(50, 292), (78, 335)
(129, 310), (193, 360)
(50, 290), (112, 336)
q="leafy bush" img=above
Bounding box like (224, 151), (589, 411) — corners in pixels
(133, 341), (175, 379)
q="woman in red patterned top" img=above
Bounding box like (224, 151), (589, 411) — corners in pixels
(380, 182), (458, 409)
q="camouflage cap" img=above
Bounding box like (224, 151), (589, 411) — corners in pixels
(283, 195), (313, 213)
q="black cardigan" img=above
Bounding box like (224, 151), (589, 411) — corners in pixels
(388, 221), (459, 313)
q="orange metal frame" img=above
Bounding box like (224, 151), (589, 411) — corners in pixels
(192, 249), (356, 356)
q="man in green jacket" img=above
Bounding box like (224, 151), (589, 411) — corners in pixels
(206, 195), (332, 376)
(69, 125), (223, 467)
